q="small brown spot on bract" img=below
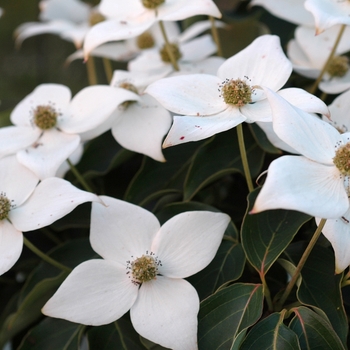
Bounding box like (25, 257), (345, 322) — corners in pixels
(180, 136), (185, 140)
(261, 55), (266, 58)
(120, 20), (127, 25)
(196, 112), (200, 116)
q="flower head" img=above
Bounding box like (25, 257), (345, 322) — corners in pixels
(42, 196), (230, 350)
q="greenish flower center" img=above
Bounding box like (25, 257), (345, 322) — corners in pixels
(119, 82), (139, 109)
(333, 143), (350, 176)
(0, 193), (11, 221)
(130, 254), (159, 283)
(136, 31), (155, 49)
(220, 78), (253, 107)
(142, 0), (165, 9)
(89, 12), (105, 26)
(160, 43), (182, 63)
(33, 105), (58, 130)
(327, 56), (349, 78)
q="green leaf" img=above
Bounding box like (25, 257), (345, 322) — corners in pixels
(87, 319), (146, 350)
(124, 141), (202, 206)
(184, 126), (264, 201)
(0, 109), (11, 127)
(240, 312), (300, 350)
(289, 306), (346, 350)
(241, 188), (311, 277)
(296, 244), (348, 346)
(18, 318), (84, 350)
(198, 283), (263, 349)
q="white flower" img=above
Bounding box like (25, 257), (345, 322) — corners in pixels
(0, 155), (101, 276)
(287, 25), (350, 94)
(252, 87), (349, 219)
(251, 0), (314, 26)
(305, 0), (350, 34)
(80, 71), (172, 162)
(42, 196), (230, 350)
(83, 0), (221, 58)
(14, 0), (94, 49)
(2, 84), (136, 179)
(146, 35), (327, 147)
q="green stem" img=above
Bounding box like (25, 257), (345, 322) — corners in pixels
(275, 218), (326, 310)
(261, 274), (273, 312)
(67, 158), (94, 193)
(209, 16), (223, 57)
(309, 24), (346, 95)
(23, 236), (72, 273)
(40, 227), (62, 245)
(102, 57), (113, 83)
(158, 20), (179, 71)
(236, 124), (254, 192)
(86, 55), (98, 85)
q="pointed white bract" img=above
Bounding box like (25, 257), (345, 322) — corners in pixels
(252, 87), (349, 219)
(43, 196), (230, 350)
(146, 35), (296, 146)
(5, 84), (136, 178)
(305, 0), (350, 34)
(0, 155), (101, 276)
(83, 0), (221, 58)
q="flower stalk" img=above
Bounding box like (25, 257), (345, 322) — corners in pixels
(209, 16), (223, 57)
(67, 158), (94, 193)
(158, 20), (179, 71)
(86, 55), (98, 85)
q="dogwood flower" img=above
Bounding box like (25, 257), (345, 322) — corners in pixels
(42, 196), (230, 350)
(287, 25), (350, 93)
(80, 71), (172, 161)
(146, 35), (328, 147)
(3, 84), (136, 179)
(0, 155), (101, 276)
(83, 0), (221, 58)
(250, 0), (314, 26)
(15, 0), (95, 49)
(305, 0), (350, 34)
(252, 87), (349, 219)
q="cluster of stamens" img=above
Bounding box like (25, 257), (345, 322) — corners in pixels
(219, 77), (254, 107)
(136, 32), (155, 49)
(32, 104), (59, 130)
(126, 251), (162, 285)
(327, 56), (349, 78)
(0, 192), (12, 221)
(160, 43), (182, 63)
(333, 142), (350, 176)
(119, 82), (139, 109)
(89, 12), (105, 26)
(142, 0), (165, 9)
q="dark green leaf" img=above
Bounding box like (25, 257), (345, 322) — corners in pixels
(198, 283), (263, 349)
(240, 312), (300, 350)
(249, 123), (281, 154)
(88, 319), (146, 350)
(289, 306), (345, 350)
(184, 126), (264, 201)
(18, 318), (84, 350)
(241, 188), (311, 277)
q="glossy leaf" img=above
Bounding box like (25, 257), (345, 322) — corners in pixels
(297, 244), (348, 346)
(198, 283), (263, 349)
(289, 306), (346, 350)
(18, 318), (84, 350)
(240, 312), (300, 350)
(184, 126), (264, 201)
(241, 188), (311, 277)
(87, 319), (146, 350)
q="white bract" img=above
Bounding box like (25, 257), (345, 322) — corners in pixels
(14, 0), (95, 49)
(250, 0), (314, 26)
(146, 35), (328, 147)
(287, 25), (350, 94)
(83, 0), (221, 58)
(0, 155), (101, 276)
(252, 87), (350, 219)
(42, 196), (230, 350)
(80, 71), (172, 162)
(305, 0), (350, 34)
(3, 83), (136, 179)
